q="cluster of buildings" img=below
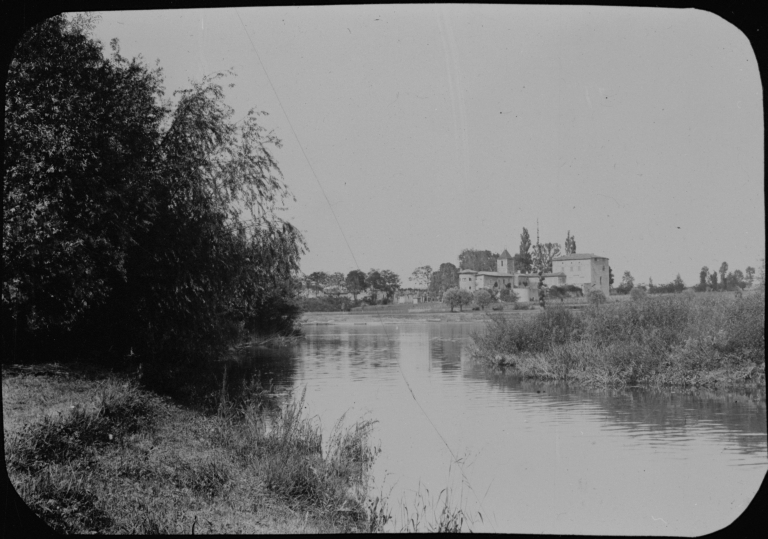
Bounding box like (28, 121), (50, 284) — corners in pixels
(458, 250), (610, 302)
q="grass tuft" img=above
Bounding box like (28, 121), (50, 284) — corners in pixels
(6, 380), (151, 473)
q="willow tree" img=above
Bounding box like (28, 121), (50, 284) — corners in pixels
(3, 15), (304, 362)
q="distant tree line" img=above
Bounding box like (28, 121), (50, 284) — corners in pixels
(611, 262), (758, 296)
(298, 268), (402, 309)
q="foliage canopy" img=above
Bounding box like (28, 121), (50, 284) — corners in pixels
(3, 15), (305, 363)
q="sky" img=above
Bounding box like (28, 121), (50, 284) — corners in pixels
(82, 4), (763, 287)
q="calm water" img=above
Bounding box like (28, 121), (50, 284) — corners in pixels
(245, 321), (766, 535)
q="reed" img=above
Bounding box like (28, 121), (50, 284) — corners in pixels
(472, 291), (765, 388)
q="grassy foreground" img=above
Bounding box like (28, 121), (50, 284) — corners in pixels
(3, 362), (389, 534)
(471, 291), (765, 388)
(3, 359), (477, 533)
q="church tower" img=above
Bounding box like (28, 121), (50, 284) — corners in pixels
(497, 249), (515, 275)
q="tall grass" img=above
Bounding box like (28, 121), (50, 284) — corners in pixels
(472, 291), (765, 388)
(5, 371), (388, 533)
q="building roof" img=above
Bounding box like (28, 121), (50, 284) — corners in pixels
(477, 271), (515, 277)
(459, 269), (478, 274)
(552, 253), (607, 261)
(499, 249), (513, 259)
(516, 272), (566, 277)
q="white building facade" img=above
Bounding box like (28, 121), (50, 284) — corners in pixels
(551, 253), (610, 297)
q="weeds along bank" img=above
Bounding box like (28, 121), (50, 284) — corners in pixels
(3, 361), (477, 533)
(471, 292), (765, 388)
(3, 363), (390, 534)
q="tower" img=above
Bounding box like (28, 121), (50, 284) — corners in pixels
(497, 249), (515, 275)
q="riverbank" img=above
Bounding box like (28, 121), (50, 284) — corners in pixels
(300, 308), (539, 325)
(470, 292), (765, 389)
(3, 361), (388, 534)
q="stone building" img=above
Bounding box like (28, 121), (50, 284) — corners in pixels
(551, 253), (610, 297)
(458, 248), (609, 302)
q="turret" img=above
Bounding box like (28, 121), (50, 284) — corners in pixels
(497, 249), (514, 275)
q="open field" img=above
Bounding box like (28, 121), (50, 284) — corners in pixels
(470, 291), (765, 388)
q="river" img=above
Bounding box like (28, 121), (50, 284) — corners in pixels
(244, 320), (766, 534)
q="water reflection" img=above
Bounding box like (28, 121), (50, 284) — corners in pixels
(462, 360), (767, 458)
(241, 321), (766, 534)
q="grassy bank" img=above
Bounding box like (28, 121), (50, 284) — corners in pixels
(3, 362), (388, 534)
(4, 359), (477, 533)
(470, 291), (765, 388)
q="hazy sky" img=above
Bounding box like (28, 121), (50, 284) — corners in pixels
(84, 5), (763, 287)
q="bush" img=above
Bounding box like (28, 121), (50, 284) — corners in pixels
(476, 306), (583, 355)
(587, 290), (607, 305)
(499, 288), (519, 303)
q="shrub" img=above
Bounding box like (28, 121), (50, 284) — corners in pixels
(475, 306), (583, 355)
(499, 288), (519, 303)
(587, 290), (607, 305)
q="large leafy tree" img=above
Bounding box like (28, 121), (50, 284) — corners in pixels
(532, 242), (561, 273)
(427, 270), (442, 301)
(4, 15), (164, 345)
(366, 270), (384, 300)
(458, 249), (498, 272)
(379, 270), (401, 302)
(3, 15), (304, 362)
(441, 287), (472, 312)
(442, 288), (461, 312)
(410, 265), (432, 289)
(118, 70), (304, 359)
(306, 272), (329, 295)
(323, 272), (347, 297)
(473, 289), (493, 310)
(345, 270), (367, 301)
(428, 262), (459, 300)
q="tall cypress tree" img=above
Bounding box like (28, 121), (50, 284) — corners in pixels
(518, 227), (532, 273)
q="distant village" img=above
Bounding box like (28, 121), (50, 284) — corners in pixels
(299, 229), (612, 308)
(299, 227), (759, 310)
